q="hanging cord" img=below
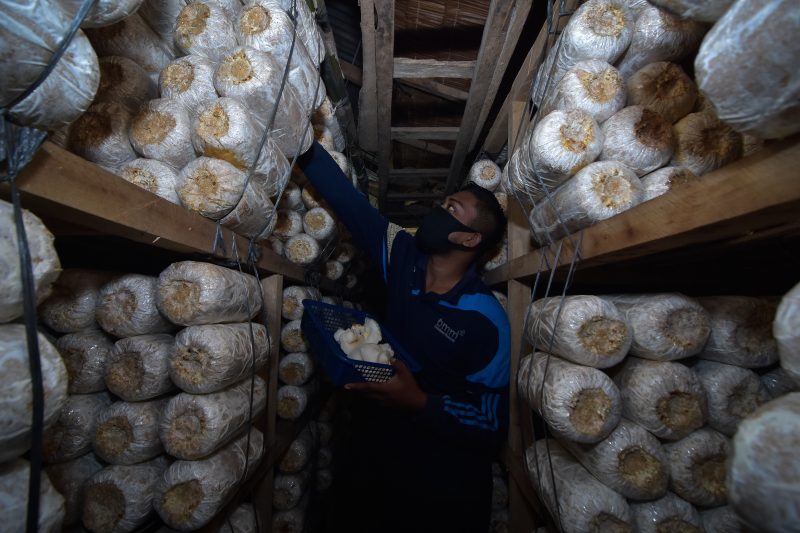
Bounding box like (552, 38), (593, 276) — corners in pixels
(229, 238), (260, 485)
(509, 2), (586, 529)
(0, 2), (97, 531)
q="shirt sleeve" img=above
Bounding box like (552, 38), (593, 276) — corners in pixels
(297, 142), (399, 280)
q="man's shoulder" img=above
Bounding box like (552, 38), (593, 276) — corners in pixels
(449, 282), (509, 330)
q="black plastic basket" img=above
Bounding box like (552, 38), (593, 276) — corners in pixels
(300, 299), (419, 386)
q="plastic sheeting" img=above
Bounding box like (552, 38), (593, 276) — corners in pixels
(525, 295), (631, 368)
(0, 1), (99, 130)
(627, 62), (698, 125)
(525, 439), (632, 533)
(603, 293), (710, 361)
(155, 428), (264, 531)
(214, 46), (312, 158)
(761, 367), (799, 399)
(67, 101), (138, 172)
(695, 0), (800, 138)
(728, 393), (800, 533)
(0, 199), (61, 323)
(273, 466), (312, 511)
(525, 352), (622, 443)
(663, 427), (730, 507)
(105, 334), (175, 401)
(561, 418), (669, 500)
(43, 392), (111, 463)
(278, 425), (316, 474)
(698, 296), (778, 368)
(159, 55), (218, 115)
(95, 274), (173, 338)
(278, 352), (315, 386)
(93, 398), (167, 465)
(670, 112), (742, 176)
(82, 456), (170, 533)
(531, 0), (634, 106)
(0, 459), (65, 533)
(157, 261), (262, 326)
(56, 330), (114, 394)
(540, 60), (626, 124)
(599, 106), (675, 177)
(159, 376), (267, 459)
(39, 269), (113, 333)
(171, 323), (270, 394)
(45, 452), (103, 526)
(630, 492), (702, 533)
(174, 1), (239, 62)
(640, 166), (697, 202)
(774, 281), (800, 385)
(614, 357), (707, 440)
(615, 5), (705, 79)
(119, 158), (181, 205)
(528, 161), (644, 245)
(693, 360), (769, 436)
(468, 159), (502, 191)
(129, 98), (197, 170)
(1, 325), (68, 463)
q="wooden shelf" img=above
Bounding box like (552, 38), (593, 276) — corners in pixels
(485, 136), (800, 286)
(4, 142), (339, 288)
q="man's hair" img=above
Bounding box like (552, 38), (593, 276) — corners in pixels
(460, 183), (507, 259)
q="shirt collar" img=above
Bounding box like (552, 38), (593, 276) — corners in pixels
(414, 253), (480, 304)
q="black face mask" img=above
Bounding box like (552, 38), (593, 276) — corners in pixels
(415, 205), (480, 255)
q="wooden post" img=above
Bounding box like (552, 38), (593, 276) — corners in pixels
(374, 0), (395, 211)
(256, 274), (284, 530)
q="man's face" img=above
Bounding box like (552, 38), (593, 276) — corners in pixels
(440, 191), (481, 248)
(440, 191), (479, 228)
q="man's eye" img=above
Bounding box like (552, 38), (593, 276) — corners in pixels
(447, 205), (455, 213)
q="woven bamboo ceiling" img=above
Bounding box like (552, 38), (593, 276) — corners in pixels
(324, 0), (544, 225)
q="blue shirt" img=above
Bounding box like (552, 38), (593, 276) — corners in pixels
(299, 142), (510, 457)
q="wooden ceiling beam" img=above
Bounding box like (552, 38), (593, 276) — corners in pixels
(446, 0), (520, 193)
(391, 126), (459, 141)
(393, 58), (476, 79)
(398, 78), (469, 102)
(390, 168), (450, 178)
(393, 138), (454, 156)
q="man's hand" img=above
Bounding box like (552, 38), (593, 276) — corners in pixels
(344, 359), (427, 411)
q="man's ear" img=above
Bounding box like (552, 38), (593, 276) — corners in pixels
(463, 232), (482, 249)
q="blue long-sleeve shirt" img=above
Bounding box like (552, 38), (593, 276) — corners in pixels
(299, 142), (510, 458)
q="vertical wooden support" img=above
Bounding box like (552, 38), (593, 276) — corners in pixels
(255, 274), (284, 530)
(469, 1), (533, 150)
(446, 0), (516, 193)
(357, 0), (379, 153)
(374, 0), (395, 210)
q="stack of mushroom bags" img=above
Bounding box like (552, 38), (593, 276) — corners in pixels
(519, 284), (800, 532)
(505, 0), (799, 247)
(269, 164), (363, 291)
(62, 0), (343, 245)
(33, 260), (271, 532)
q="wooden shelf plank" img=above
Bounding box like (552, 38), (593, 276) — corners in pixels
(389, 167), (450, 178)
(484, 137), (800, 286)
(7, 142), (315, 282)
(393, 58), (476, 79)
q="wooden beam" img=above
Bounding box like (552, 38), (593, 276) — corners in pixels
(398, 78), (469, 102)
(482, 22), (548, 154)
(390, 126), (459, 141)
(374, 0), (395, 211)
(393, 137), (454, 156)
(389, 168), (450, 178)
(339, 59), (362, 85)
(446, 1), (518, 193)
(357, 0), (378, 152)
(470, 0), (533, 150)
(393, 58), (476, 79)
(484, 137), (800, 285)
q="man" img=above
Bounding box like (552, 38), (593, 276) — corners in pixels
(298, 142), (509, 532)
